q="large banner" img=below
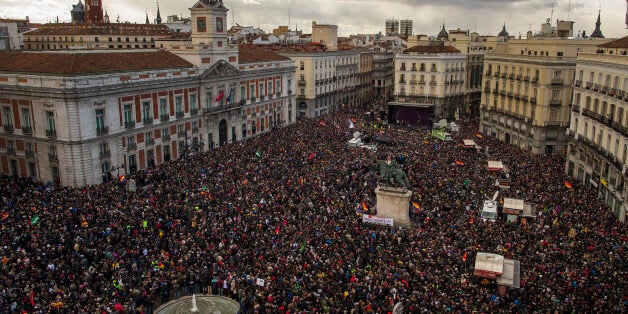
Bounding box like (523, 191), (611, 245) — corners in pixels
(362, 214), (394, 226)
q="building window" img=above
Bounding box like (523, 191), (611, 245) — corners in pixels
(142, 100), (152, 121)
(250, 84), (256, 99)
(300, 61), (305, 70)
(2, 107), (13, 126)
(123, 104), (133, 124)
(21, 108), (31, 129)
(95, 109), (105, 130)
(259, 83), (265, 98)
(205, 91), (213, 109)
(159, 98), (168, 117)
(240, 86), (246, 102)
(189, 93), (197, 109)
(175, 95), (183, 114)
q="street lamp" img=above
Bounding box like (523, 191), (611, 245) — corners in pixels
(110, 163), (126, 179)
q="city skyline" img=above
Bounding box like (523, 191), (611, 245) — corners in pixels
(1, 0), (626, 38)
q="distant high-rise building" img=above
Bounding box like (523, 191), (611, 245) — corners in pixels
(400, 19), (412, 37)
(385, 19), (399, 36)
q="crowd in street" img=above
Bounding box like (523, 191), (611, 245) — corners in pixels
(0, 108), (626, 313)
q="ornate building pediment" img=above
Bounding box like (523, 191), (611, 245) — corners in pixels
(200, 60), (242, 79)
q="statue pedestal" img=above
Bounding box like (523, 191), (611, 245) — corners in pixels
(375, 187), (412, 227)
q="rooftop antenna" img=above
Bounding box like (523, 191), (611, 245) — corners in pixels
(567, 0), (571, 19)
(288, 4), (291, 30)
(550, 3), (554, 25)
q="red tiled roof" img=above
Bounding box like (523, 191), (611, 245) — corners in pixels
(403, 45), (460, 54)
(0, 51), (193, 75)
(24, 23), (174, 37)
(238, 44), (292, 63)
(598, 36), (628, 48)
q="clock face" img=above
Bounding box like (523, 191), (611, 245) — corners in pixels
(216, 17), (223, 32)
(197, 17), (206, 32)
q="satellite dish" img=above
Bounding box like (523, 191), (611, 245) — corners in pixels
(492, 191), (499, 202)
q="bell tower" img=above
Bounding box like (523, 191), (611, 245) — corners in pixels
(85, 0), (104, 23)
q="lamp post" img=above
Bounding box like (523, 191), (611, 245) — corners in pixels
(110, 163), (126, 181)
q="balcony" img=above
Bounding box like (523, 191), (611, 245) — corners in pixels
(127, 143), (137, 151)
(190, 108), (198, 116)
(546, 120), (562, 127)
(298, 80), (306, 86)
(160, 114), (169, 122)
(531, 77), (538, 84)
(288, 90), (292, 95)
(571, 104), (581, 112)
(529, 97), (536, 104)
(25, 150), (35, 158)
(593, 84), (601, 92)
(516, 74), (522, 81)
(508, 73), (515, 79)
(48, 153), (58, 162)
(430, 68), (437, 72)
(506, 92), (514, 98)
(124, 121), (136, 129)
(399, 80), (406, 84)
(96, 126), (109, 136)
(251, 97), (257, 102)
(585, 82), (593, 90)
(410, 67), (417, 72)
(162, 133), (171, 141)
(143, 117), (153, 125)
(260, 95), (265, 101)
(551, 78), (564, 86)
(175, 111), (184, 118)
(276, 92), (281, 97)
(99, 150), (111, 159)
(3, 124), (14, 133)
(523, 76), (530, 82)
(409, 80), (418, 85)
(419, 80), (426, 84)
(6, 147), (16, 155)
(429, 81), (437, 86)
(574, 80), (582, 87)
(46, 129), (57, 138)
(192, 127), (199, 134)
(485, 71), (492, 77)
(549, 99), (562, 106)
(494, 72), (501, 77)
(501, 73), (507, 79)
(146, 138), (155, 146)
(22, 126), (32, 134)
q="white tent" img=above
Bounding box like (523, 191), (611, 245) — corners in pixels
(473, 252), (504, 279)
(502, 198), (524, 215)
(487, 160), (504, 172)
(496, 259), (521, 288)
(462, 139), (476, 149)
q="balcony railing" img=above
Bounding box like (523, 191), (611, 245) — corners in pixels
(429, 81), (437, 86)
(529, 97), (537, 104)
(25, 150), (35, 158)
(175, 111), (184, 118)
(287, 90), (292, 95)
(22, 126), (32, 134)
(127, 143), (137, 151)
(160, 114), (169, 122)
(3, 124), (14, 133)
(523, 76), (530, 82)
(162, 133), (171, 141)
(430, 68), (437, 72)
(48, 153), (58, 161)
(298, 80), (306, 86)
(96, 126), (109, 136)
(409, 80), (418, 85)
(574, 80), (582, 87)
(531, 77), (538, 84)
(46, 129), (56, 138)
(99, 150), (111, 159)
(585, 82), (593, 90)
(192, 127), (199, 133)
(549, 99), (562, 106)
(190, 108), (198, 116)
(571, 104), (581, 112)
(143, 117), (153, 125)
(146, 138), (155, 146)
(485, 71), (492, 76)
(6, 147), (16, 155)
(516, 74), (523, 81)
(551, 78), (564, 86)
(124, 121), (136, 129)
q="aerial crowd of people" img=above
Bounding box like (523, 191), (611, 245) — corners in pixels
(0, 108), (626, 313)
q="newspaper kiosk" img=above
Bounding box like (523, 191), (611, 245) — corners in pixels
(502, 198), (524, 223)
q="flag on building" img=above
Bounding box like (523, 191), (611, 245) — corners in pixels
(214, 91), (224, 102)
(225, 90), (232, 103)
(564, 180), (573, 189)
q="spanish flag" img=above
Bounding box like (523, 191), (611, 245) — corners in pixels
(475, 133), (483, 138)
(361, 202), (369, 213)
(319, 120), (326, 126)
(412, 202), (422, 212)
(462, 252), (467, 261)
(455, 160), (465, 166)
(564, 180), (573, 189)
(0, 211), (8, 221)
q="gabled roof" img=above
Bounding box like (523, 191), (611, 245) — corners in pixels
(0, 51), (193, 75)
(238, 44), (292, 62)
(403, 45), (460, 54)
(598, 36), (628, 48)
(201, 59), (242, 78)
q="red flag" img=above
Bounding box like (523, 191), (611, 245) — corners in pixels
(0, 211), (8, 221)
(319, 120), (326, 126)
(475, 133), (483, 138)
(462, 252), (467, 261)
(361, 202), (368, 213)
(469, 216), (474, 224)
(30, 290), (34, 307)
(564, 181), (573, 189)
(275, 225), (280, 235)
(455, 160), (465, 166)
(214, 91), (224, 102)
(308, 152), (315, 160)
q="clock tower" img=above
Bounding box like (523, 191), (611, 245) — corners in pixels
(175, 0), (238, 68)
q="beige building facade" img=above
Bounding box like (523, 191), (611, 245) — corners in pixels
(480, 38), (611, 154)
(566, 36), (628, 222)
(311, 21), (338, 51)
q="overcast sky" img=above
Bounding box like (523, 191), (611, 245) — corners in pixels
(1, 0), (626, 38)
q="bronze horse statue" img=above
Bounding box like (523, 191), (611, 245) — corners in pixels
(376, 158), (411, 190)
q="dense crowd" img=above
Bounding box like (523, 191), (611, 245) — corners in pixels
(0, 108), (626, 313)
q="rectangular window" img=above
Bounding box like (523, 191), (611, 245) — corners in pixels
(250, 84), (256, 99)
(240, 86), (246, 102)
(95, 109), (105, 129)
(2, 107), (13, 126)
(21, 108), (31, 128)
(99, 142), (108, 155)
(159, 98), (168, 116)
(241, 123), (247, 138)
(145, 131), (153, 142)
(275, 80), (281, 95)
(189, 93), (197, 109)
(206, 91), (213, 109)
(259, 83), (265, 97)
(28, 162), (36, 178)
(162, 127), (169, 139)
(175, 95), (182, 114)
(142, 100), (151, 120)
(126, 136), (134, 146)
(123, 104), (133, 124)
(268, 81), (273, 95)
